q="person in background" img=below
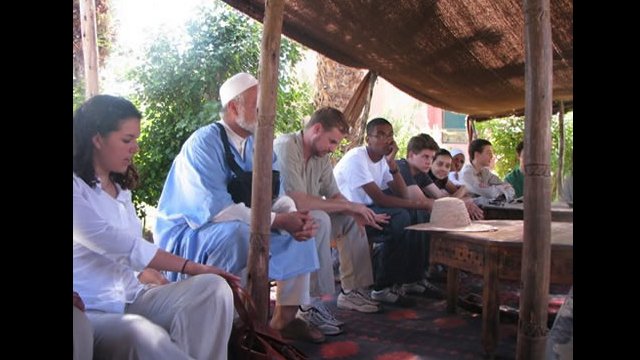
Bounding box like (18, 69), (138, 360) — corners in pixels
(73, 95), (237, 360)
(398, 136), (482, 220)
(426, 149), (484, 220)
(394, 133), (439, 203)
(563, 174), (573, 206)
(390, 133), (446, 295)
(333, 118), (433, 306)
(426, 148), (467, 198)
(460, 139), (515, 203)
(504, 141), (525, 198)
(448, 148), (465, 186)
(395, 136), (482, 283)
(154, 73), (325, 343)
(563, 151), (573, 206)
(274, 107), (388, 335)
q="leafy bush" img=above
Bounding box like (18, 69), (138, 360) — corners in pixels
(475, 112), (573, 198)
(73, 80), (85, 112)
(128, 3), (313, 212)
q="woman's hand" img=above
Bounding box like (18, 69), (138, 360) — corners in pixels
(137, 268), (169, 285)
(73, 291), (85, 312)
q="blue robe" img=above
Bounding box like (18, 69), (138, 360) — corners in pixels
(154, 122), (319, 281)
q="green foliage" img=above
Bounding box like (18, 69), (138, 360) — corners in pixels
(129, 3), (313, 211)
(328, 111), (424, 164)
(329, 137), (351, 164)
(73, 80), (85, 112)
(384, 111), (425, 159)
(474, 116), (526, 178)
(275, 77), (314, 136)
(475, 111), (573, 198)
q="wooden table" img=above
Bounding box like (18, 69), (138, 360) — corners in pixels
(427, 220), (573, 357)
(481, 201), (573, 222)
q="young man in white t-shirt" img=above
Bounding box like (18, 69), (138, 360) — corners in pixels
(333, 118), (435, 305)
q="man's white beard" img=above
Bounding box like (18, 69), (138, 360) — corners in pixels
(236, 112), (257, 134)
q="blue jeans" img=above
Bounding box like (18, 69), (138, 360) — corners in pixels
(365, 206), (430, 290)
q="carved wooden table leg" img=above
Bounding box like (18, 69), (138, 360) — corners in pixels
(446, 267), (459, 313)
(482, 246), (499, 358)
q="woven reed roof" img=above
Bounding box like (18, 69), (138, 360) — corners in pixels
(222, 0), (572, 119)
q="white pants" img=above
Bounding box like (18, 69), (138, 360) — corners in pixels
(87, 274), (234, 360)
(73, 306), (93, 360)
(275, 272), (311, 306)
(310, 210), (374, 295)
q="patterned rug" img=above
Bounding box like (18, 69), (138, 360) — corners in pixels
(454, 273), (571, 326)
(288, 293), (517, 359)
(279, 273), (570, 359)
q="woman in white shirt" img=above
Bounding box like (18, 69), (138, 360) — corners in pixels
(73, 95), (239, 360)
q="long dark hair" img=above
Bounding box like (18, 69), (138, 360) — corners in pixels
(73, 95), (142, 190)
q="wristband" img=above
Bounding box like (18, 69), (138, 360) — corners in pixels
(180, 259), (190, 274)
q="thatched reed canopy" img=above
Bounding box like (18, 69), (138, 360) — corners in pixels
(222, 0), (572, 119)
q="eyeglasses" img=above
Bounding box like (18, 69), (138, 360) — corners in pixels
(369, 133), (394, 140)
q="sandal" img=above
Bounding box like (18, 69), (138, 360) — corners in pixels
(279, 318), (326, 344)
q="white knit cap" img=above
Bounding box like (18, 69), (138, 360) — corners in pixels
(450, 148), (464, 158)
(219, 72), (258, 108)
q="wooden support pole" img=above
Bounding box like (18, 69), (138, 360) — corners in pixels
(79, 0), (99, 98)
(342, 71), (378, 151)
(517, 0), (553, 358)
(466, 116), (476, 144)
(354, 72), (377, 146)
(249, 0), (285, 325)
(556, 101), (565, 200)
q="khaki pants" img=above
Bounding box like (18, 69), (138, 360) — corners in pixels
(88, 274), (233, 360)
(310, 210), (374, 295)
(73, 306), (93, 360)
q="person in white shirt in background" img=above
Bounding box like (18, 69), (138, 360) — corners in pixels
(459, 138), (515, 204)
(448, 148), (466, 186)
(73, 95), (238, 360)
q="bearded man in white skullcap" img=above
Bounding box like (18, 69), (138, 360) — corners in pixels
(154, 73), (326, 343)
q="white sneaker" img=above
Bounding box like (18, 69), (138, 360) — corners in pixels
(370, 287), (400, 304)
(355, 288), (380, 306)
(296, 306), (343, 335)
(337, 289), (380, 313)
(311, 302), (345, 327)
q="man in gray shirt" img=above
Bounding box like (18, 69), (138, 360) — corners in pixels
(274, 107), (388, 334)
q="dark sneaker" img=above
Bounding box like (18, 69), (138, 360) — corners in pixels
(371, 287), (415, 307)
(418, 278), (444, 298)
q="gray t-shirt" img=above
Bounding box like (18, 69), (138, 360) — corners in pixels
(396, 159), (433, 188)
(273, 131), (341, 198)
